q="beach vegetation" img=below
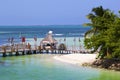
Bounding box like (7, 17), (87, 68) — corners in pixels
(84, 6), (120, 59)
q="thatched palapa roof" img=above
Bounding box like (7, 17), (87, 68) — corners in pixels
(40, 31), (58, 45)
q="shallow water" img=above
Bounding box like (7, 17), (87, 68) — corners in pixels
(0, 54), (120, 80)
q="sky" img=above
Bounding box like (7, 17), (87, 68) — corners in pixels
(0, 0), (119, 25)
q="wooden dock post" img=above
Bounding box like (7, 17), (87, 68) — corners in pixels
(46, 50), (49, 53)
(2, 46), (7, 57)
(33, 50), (37, 54)
(22, 51), (25, 55)
(15, 51), (19, 56)
(51, 49), (53, 54)
(15, 44), (20, 56)
(62, 50), (63, 54)
(3, 52), (7, 57)
(9, 46), (15, 56)
(27, 50), (32, 55)
(9, 52), (13, 56)
(38, 46), (43, 54)
(39, 50), (42, 53)
(54, 49), (57, 54)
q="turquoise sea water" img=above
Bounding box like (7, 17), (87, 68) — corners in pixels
(0, 25), (120, 80)
(0, 25), (90, 45)
(0, 54), (120, 80)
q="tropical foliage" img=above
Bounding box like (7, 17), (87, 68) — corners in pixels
(84, 6), (120, 59)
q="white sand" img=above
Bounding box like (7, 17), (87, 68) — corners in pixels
(26, 37), (97, 65)
(54, 54), (97, 65)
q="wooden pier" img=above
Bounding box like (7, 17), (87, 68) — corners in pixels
(0, 30), (92, 57)
(0, 44), (71, 57)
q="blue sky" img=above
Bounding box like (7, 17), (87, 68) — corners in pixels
(0, 0), (119, 25)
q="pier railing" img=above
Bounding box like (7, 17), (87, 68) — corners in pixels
(0, 44), (91, 57)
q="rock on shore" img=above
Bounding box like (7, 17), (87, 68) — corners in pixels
(92, 59), (120, 71)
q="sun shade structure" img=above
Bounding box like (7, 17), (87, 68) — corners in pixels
(40, 31), (58, 49)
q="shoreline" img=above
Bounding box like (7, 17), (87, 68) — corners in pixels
(53, 54), (120, 71)
(53, 54), (97, 65)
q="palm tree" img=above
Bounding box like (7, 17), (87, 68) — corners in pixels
(85, 6), (106, 38)
(84, 6), (117, 58)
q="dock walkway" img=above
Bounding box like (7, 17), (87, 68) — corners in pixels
(0, 44), (72, 57)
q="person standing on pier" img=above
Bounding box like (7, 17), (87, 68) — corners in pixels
(11, 37), (14, 45)
(22, 36), (26, 50)
(34, 36), (37, 50)
(22, 36), (25, 44)
(73, 37), (76, 52)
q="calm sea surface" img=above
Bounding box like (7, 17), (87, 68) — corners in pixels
(0, 25), (120, 80)
(0, 25), (90, 45)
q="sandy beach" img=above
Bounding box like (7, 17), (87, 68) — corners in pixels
(54, 54), (97, 65)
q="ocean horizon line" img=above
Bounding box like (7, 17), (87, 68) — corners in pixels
(0, 25), (90, 29)
(0, 24), (83, 26)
